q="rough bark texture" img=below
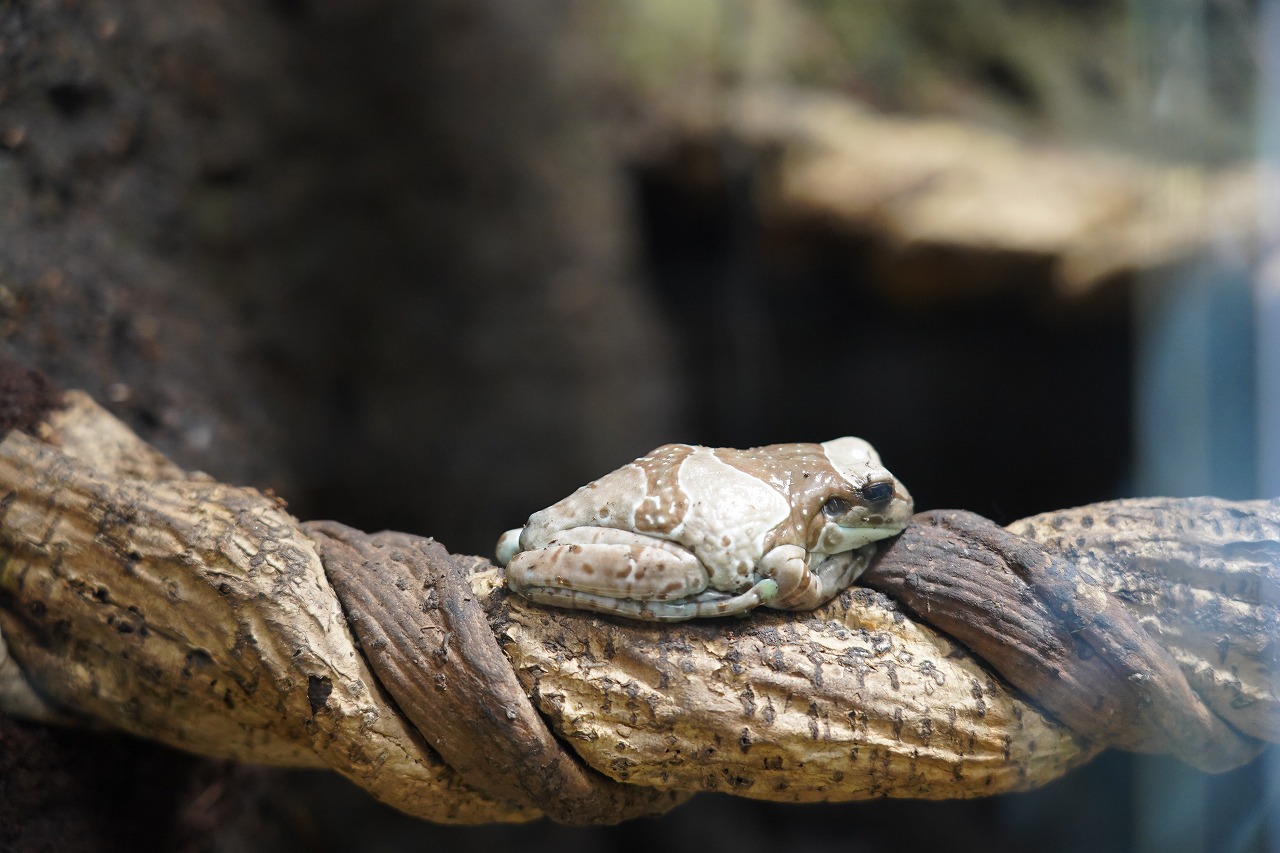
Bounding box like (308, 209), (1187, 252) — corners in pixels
(865, 509), (1268, 771)
(0, 391), (529, 825)
(1010, 502), (1280, 745)
(497, 570), (1095, 800)
(2, 386), (1277, 825)
(307, 521), (685, 824)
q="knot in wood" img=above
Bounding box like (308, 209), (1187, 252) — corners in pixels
(863, 507), (1271, 772)
(304, 521), (683, 825)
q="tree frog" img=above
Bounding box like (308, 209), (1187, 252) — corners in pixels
(496, 437), (913, 621)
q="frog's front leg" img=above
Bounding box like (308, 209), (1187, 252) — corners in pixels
(759, 544), (873, 611)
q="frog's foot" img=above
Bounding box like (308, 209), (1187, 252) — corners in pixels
(516, 579), (778, 623)
(760, 543), (874, 611)
(496, 528), (523, 566)
(505, 526), (712, 604)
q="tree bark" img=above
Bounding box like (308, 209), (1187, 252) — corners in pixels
(2, 386), (1275, 824)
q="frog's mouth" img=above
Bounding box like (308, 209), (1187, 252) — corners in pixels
(815, 523), (906, 555)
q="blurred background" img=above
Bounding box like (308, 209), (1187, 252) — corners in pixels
(0, 0), (1274, 850)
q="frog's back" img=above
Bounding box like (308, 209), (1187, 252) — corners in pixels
(519, 440), (876, 554)
(714, 443), (835, 537)
(520, 443), (696, 549)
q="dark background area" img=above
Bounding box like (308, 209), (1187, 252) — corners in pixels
(0, 0), (1266, 851)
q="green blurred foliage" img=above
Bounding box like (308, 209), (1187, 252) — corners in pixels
(588, 0), (1259, 162)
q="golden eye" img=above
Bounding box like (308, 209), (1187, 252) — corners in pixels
(822, 497), (852, 518)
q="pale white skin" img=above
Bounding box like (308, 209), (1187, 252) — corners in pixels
(497, 437), (913, 621)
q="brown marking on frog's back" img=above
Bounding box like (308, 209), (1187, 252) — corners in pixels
(632, 443), (695, 534)
(715, 443), (859, 550)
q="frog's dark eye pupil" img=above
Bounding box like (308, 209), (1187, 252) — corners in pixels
(822, 497), (852, 518)
(860, 481), (894, 504)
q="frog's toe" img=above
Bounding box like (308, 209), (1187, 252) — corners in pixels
(632, 579), (777, 620)
(495, 528), (524, 566)
(519, 577), (778, 621)
(755, 578), (778, 602)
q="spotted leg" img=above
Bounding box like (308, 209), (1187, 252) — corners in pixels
(503, 526), (778, 621)
(518, 581), (778, 622)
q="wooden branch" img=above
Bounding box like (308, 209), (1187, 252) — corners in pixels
(0, 386), (1276, 824)
(0, 391), (534, 824)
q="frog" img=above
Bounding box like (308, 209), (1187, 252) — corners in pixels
(496, 436), (913, 621)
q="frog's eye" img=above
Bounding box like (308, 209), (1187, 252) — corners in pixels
(859, 480), (895, 504)
(822, 497), (853, 519)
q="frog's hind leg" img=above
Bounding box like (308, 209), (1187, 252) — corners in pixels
(505, 526), (712, 604)
(505, 526), (783, 620)
(518, 579), (779, 622)
(761, 544), (874, 611)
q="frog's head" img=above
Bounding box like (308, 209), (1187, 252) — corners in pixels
(808, 436), (913, 555)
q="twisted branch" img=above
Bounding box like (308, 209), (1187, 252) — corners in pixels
(0, 380), (1275, 824)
